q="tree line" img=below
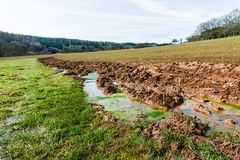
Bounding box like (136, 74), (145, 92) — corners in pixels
(188, 9), (240, 42)
(0, 31), (159, 57)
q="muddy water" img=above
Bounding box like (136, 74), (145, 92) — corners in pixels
(179, 99), (240, 131)
(84, 73), (168, 121)
(84, 72), (240, 130)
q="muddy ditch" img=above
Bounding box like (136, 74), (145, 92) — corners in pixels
(39, 57), (240, 159)
(84, 72), (168, 122)
(39, 57), (240, 128)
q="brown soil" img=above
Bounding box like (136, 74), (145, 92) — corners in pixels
(181, 149), (202, 160)
(209, 102), (224, 112)
(38, 57), (240, 109)
(141, 110), (206, 160)
(214, 140), (240, 160)
(141, 110), (240, 160)
(193, 104), (212, 116)
(142, 110), (208, 137)
(236, 112), (240, 117)
(38, 57), (240, 159)
(90, 103), (118, 122)
(224, 119), (237, 126)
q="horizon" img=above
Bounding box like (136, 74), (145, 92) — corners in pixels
(1, 0), (240, 43)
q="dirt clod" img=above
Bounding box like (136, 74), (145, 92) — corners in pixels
(214, 140), (240, 160)
(210, 102), (224, 112)
(170, 141), (182, 151)
(193, 104), (211, 116)
(224, 119), (236, 126)
(90, 103), (118, 122)
(142, 110), (208, 139)
(236, 112), (240, 118)
(181, 149), (202, 160)
(158, 110), (208, 136)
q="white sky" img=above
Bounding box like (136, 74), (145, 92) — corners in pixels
(0, 0), (240, 43)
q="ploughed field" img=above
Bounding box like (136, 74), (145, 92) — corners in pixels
(38, 57), (240, 160)
(1, 37), (240, 159)
(56, 36), (240, 64)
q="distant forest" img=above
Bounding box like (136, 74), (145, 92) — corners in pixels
(188, 9), (240, 42)
(0, 31), (160, 57)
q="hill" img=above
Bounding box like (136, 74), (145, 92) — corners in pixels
(56, 36), (240, 64)
(0, 31), (159, 57)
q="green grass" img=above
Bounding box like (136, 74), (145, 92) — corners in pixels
(55, 36), (240, 64)
(160, 129), (227, 160)
(0, 59), (162, 159)
(0, 58), (234, 159)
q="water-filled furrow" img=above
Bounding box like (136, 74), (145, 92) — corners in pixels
(84, 72), (240, 131)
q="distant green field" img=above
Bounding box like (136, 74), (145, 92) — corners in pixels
(56, 36), (240, 64)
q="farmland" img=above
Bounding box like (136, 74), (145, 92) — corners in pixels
(56, 36), (240, 64)
(0, 58), (162, 159)
(1, 36), (240, 159)
(2, 0), (240, 159)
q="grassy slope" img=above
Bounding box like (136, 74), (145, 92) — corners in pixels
(55, 36), (240, 64)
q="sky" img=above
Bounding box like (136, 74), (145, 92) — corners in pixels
(0, 0), (240, 43)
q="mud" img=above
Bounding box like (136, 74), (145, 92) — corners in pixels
(39, 57), (240, 109)
(141, 110), (206, 160)
(179, 99), (240, 131)
(193, 104), (212, 116)
(142, 110), (208, 137)
(84, 72), (166, 121)
(141, 110), (240, 159)
(214, 140), (240, 160)
(90, 103), (118, 122)
(224, 119), (237, 126)
(209, 102), (224, 112)
(181, 149), (202, 160)
(237, 112), (240, 117)
(38, 57), (240, 159)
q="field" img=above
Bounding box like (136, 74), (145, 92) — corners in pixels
(0, 58), (160, 159)
(1, 58), (239, 159)
(56, 36), (240, 64)
(1, 37), (240, 160)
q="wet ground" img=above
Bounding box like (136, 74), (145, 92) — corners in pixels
(179, 99), (240, 131)
(84, 73), (168, 121)
(84, 72), (240, 131)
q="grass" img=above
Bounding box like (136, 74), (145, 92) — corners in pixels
(0, 58), (236, 159)
(0, 58), (161, 159)
(55, 36), (240, 64)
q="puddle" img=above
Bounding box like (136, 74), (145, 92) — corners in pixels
(83, 72), (240, 130)
(52, 67), (68, 75)
(57, 70), (68, 75)
(5, 115), (23, 125)
(179, 99), (240, 131)
(84, 73), (167, 121)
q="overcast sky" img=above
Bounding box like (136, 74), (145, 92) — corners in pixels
(0, 0), (239, 43)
